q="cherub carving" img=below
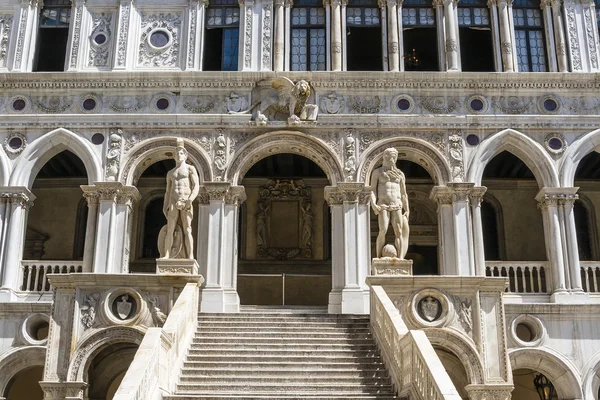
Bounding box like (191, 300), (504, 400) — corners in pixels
(232, 77), (319, 125)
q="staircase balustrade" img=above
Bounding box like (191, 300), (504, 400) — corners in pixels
(370, 285), (462, 399)
(113, 282), (200, 400)
(20, 260), (83, 292)
(581, 261), (600, 292)
(485, 261), (548, 293)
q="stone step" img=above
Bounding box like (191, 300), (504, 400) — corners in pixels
(182, 361), (387, 370)
(185, 354), (383, 363)
(199, 314), (370, 322)
(196, 327), (372, 334)
(197, 322), (370, 329)
(188, 343), (378, 351)
(179, 375), (390, 384)
(194, 331), (373, 338)
(186, 348), (381, 357)
(192, 336), (375, 345)
(166, 395), (397, 400)
(176, 383), (395, 394)
(179, 368), (389, 378)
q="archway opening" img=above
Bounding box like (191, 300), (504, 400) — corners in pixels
(512, 369), (558, 400)
(369, 159), (438, 274)
(86, 342), (138, 400)
(434, 348), (469, 398)
(130, 158), (199, 273)
(3, 365), (44, 400)
(238, 153), (331, 306)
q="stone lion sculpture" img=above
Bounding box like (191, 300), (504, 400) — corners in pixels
(232, 77), (319, 125)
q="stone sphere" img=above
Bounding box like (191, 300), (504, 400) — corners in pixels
(382, 244), (397, 258)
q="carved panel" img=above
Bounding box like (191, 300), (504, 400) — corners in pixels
(0, 15), (12, 68)
(138, 13), (182, 67)
(88, 12), (114, 68)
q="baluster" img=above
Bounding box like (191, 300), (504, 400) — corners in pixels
(595, 267), (600, 292)
(41, 265), (49, 291)
(524, 267), (531, 293)
(508, 267), (515, 292)
(581, 267), (587, 292)
(33, 265), (41, 291)
(25, 265), (33, 291)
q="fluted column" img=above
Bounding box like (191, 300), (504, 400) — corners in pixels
(0, 188), (35, 295)
(274, 0), (285, 70)
(469, 187), (487, 276)
(443, 0), (460, 71)
(550, 0), (569, 71)
(386, 0), (400, 71)
(198, 183), (246, 313)
(496, 0), (515, 71)
(325, 184), (371, 314)
(331, 0), (343, 70)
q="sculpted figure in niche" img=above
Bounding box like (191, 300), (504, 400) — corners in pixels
(159, 139), (200, 259)
(370, 148), (410, 259)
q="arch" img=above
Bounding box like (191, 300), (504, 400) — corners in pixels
(0, 145), (10, 186)
(482, 192), (507, 260)
(466, 129), (559, 188)
(358, 138), (451, 186)
(509, 347), (584, 400)
(9, 128), (102, 187)
(67, 326), (145, 382)
(582, 349), (600, 399)
(424, 328), (485, 385)
(560, 128), (600, 187)
(0, 346), (46, 395)
(120, 137), (212, 185)
(226, 131), (344, 185)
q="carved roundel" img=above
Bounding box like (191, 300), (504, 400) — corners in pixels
(538, 94), (561, 114)
(7, 95), (30, 114)
(91, 31), (110, 48)
(466, 95), (488, 114)
(410, 289), (453, 328)
(102, 288), (146, 326)
(510, 314), (546, 347)
(544, 133), (566, 155)
(148, 28), (173, 51)
(392, 94), (415, 114)
(3, 132), (27, 155)
(78, 93), (102, 113)
(151, 93), (175, 113)
(19, 313), (50, 346)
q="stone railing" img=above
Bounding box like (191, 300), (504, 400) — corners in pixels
(20, 261), (83, 292)
(113, 282), (200, 400)
(485, 261), (548, 293)
(370, 285), (461, 400)
(581, 262), (600, 292)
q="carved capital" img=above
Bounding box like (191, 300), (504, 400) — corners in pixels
(487, 0), (496, 6)
(226, 185), (247, 205)
(536, 187), (579, 210)
(200, 182), (245, 205)
(325, 184), (371, 205)
(0, 187), (36, 210)
(448, 182), (475, 202)
(465, 384), (514, 400)
(88, 182), (140, 205)
(80, 186), (100, 206)
(39, 381), (88, 400)
(445, 38), (458, 53)
(468, 186), (487, 206)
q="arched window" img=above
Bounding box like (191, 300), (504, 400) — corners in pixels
(142, 197), (167, 259)
(458, 0), (495, 71)
(574, 200), (594, 261)
(34, 0), (71, 72)
(402, 0), (439, 71)
(482, 200), (501, 260)
(291, 0), (327, 71)
(346, 0), (383, 70)
(513, 0), (548, 72)
(203, 0), (240, 71)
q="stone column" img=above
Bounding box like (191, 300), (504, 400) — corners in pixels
(197, 183), (246, 313)
(187, 0), (208, 70)
(113, 0), (135, 69)
(431, 186), (455, 275)
(81, 190), (99, 273)
(496, 0), (515, 71)
(0, 188), (35, 296)
(81, 183), (139, 274)
(274, 0), (285, 70)
(331, 0), (343, 71)
(239, 0), (256, 71)
(11, 0), (40, 71)
(550, 0), (569, 71)
(66, 0), (87, 71)
(325, 184), (371, 314)
(540, 0), (559, 71)
(443, 0), (460, 71)
(469, 187), (487, 276)
(386, 0), (400, 71)
(450, 183), (475, 275)
(560, 189), (584, 293)
(536, 188), (568, 296)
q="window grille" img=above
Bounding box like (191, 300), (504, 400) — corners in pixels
(513, 0), (547, 72)
(291, 0), (326, 71)
(40, 0), (71, 27)
(457, 0), (489, 27)
(347, 0), (380, 26)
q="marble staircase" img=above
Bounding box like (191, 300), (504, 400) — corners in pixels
(164, 309), (399, 400)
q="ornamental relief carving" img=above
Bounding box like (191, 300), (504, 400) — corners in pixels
(88, 12), (113, 68)
(0, 15), (13, 68)
(138, 13), (182, 67)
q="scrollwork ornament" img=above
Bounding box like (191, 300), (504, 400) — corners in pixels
(0, 15), (13, 68)
(350, 96), (383, 114)
(583, 7), (598, 68)
(343, 134), (357, 181)
(138, 13), (181, 67)
(106, 128), (123, 181)
(492, 96), (533, 114)
(566, 6), (582, 70)
(116, 1), (131, 67)
(69, 2), (84, 68)
(214, 132), (227, 179)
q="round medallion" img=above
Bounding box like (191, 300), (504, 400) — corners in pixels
(148, 29), (172, 50)
(3, 132), (27, 155)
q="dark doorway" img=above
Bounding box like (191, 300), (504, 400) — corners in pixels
(459, 27), (494, 71)
(347, 27), (383, 71)
(403, 28), (439, 71)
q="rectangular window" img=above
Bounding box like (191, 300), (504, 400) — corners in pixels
(203, 0), (240, 71)
(346, 0), (383, 71)
(513, 0), (547, 72)
(458, 0), (495, 71)
(34, 0), (71, 72)
(291, 0), (326, 71)
(402, 0), (438, 70)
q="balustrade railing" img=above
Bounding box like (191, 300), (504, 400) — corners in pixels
(485, 261), (548, 293)
(20, 261), (83, 292)
(370, 285), (461, 399)
(581, 262), (600, 292)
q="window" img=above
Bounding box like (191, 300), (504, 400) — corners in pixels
(402, 0), (439, 71)
(291, 0), (326, 71)
(513, 0), (547, 72)
(458, 0), (494, 71)
(203, 0), (240, 71)
(34, 0), (71, 71)
(346, 0), (383, 71)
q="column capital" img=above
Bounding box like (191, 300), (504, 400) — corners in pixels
(465, 384), (513, 400)
(325, 184), (371, 205)
(40, 381), (88, 400)
(536, 187), (579, 209)
(468, 186), (487, 205)
(199, 182), (247, 205)
(82, 182), (140, 204)
(431, 183), (476, 204)
(0, 187), (36, 209)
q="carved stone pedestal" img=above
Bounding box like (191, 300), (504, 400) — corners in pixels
(371, 258), (413, 276)
(156, 258), (200, 275)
